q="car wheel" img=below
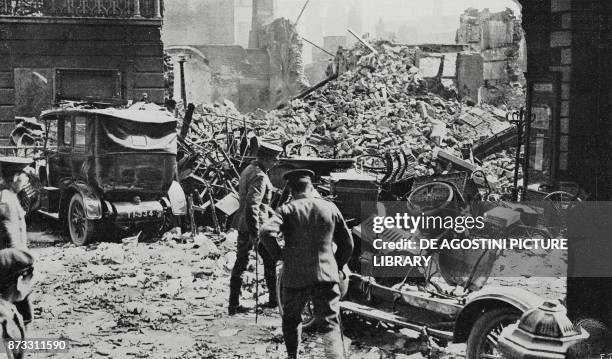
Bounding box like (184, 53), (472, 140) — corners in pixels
(68, 193), (97, 246)
(466, 307), (520, 359)
(276, 262), (315, 329)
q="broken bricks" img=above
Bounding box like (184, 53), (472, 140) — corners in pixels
(172, 41), (519, 198)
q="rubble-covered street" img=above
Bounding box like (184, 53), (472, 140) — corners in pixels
(4, 0), (608, 357)
(26, 228), (566, 359)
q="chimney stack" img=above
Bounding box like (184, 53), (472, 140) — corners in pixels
(249, 0), (275, 48)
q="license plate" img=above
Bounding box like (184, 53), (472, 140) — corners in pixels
(128, 210), (161, 219)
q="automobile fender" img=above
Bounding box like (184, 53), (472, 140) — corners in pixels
(167, 180), (187, 215)
(452, 285), (545, 343)
(63, 182), (103, 220)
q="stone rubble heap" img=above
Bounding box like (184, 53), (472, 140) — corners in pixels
(183, 42), (521, 191)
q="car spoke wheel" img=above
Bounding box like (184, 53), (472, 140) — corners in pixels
(466, 308), (520, 359)
(68, 193), (97, 246)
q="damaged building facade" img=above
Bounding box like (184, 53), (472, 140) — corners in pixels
(305, 7), (526, 107)
(164, 0), (308, 112)
(398, 7), (526, 106)
(456, 7), (526, 106)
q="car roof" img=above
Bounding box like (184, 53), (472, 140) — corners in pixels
(40, 102), (177, 124)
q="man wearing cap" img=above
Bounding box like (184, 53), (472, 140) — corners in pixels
(228, 142), (283, 315)
(0, 157), (34, 329)
(0, 248), (35, 359)
(0, 157), (33, 251)
(260, 169), (354, 359)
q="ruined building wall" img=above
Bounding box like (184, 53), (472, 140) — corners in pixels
(256, 18), (310, 108)
(456, 8), (525, 107)
(166, 46), (270, 113)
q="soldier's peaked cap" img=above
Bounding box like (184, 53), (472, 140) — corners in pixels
(256, 142), (283, 157)
(0, 248), (34, 282)
(283, 169), (315, 182)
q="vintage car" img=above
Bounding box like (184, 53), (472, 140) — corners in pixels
(36, 103), (187, 245)
(273, 164), (560, 359)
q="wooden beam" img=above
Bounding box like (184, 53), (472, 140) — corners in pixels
(302, 37), (334, 58)
(347, 28), (377, 54)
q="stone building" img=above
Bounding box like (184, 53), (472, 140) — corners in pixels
(0, 0), (164, 141)
(518, 0), (611, 200)
(165, 45), (271, 113)
(456, 7), (526, 106)
(166, 0), (308, 112)
(516, 1), (612, 350)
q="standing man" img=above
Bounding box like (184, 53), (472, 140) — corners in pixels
(260, 169), (354, 359)
(0, 158), (35, 328)
(0, 157), (33, 250)
(228, 142), (283, 315)
(335, 46), (348, 75)
(325, 59), (335, 78)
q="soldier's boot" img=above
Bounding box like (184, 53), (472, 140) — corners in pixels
(228, 276), (249, 315)
(283, 317), (301, 359)
(263, 273), (278, 308)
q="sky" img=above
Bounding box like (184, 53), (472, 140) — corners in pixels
(277, 0), (520, 24)
(162, 0), (522, 61)
(275, 0), (521, 59)
(360, 0), (520, 22)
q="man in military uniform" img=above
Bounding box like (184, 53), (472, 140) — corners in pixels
(228, 142), (283, 315)
(0, 248), (35, 359)
(0, 157), (33, 251)
(260, 169), (354, 359)
(0, 157), (35, 328)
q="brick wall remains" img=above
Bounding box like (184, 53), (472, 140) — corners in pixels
(166, 45), (270, 113)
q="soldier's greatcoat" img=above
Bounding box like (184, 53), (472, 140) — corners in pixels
(232, 161), (275, 238)
(260, 193), (354, 359)
(260, 193), (354, 288)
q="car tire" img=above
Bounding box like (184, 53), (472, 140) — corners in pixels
(466, 307), (520, 359)
(68, 193), (97, 246)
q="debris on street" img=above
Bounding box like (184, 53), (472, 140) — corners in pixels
(28, 228), (565, 358)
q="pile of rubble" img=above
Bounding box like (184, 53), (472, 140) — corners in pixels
(10, 41), (522, 193)
(181, 41), (520, 189)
